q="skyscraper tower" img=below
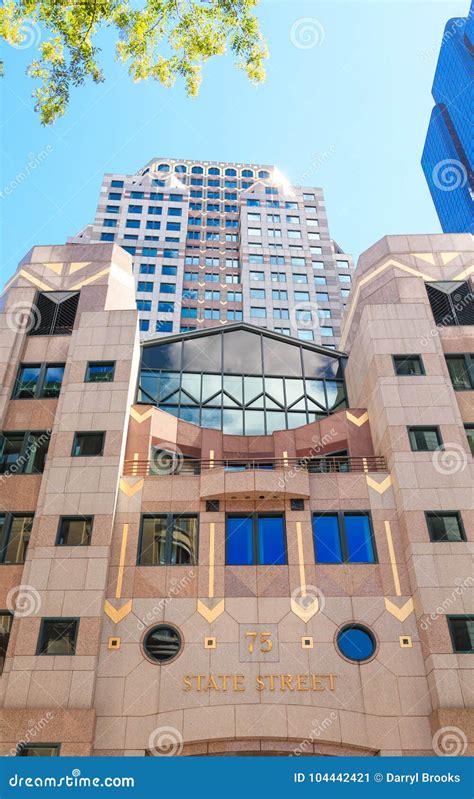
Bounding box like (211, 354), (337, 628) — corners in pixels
(421, 1), (474, 234)
(70, 157), (354, 347)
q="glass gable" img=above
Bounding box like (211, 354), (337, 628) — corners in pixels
(138, 327), (347, 436)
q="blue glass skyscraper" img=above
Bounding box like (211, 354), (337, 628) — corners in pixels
(421, 1), (473, 234)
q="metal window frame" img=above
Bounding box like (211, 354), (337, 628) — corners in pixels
(36, 617), (80, 656)
(84, 361), (116, 383)
(56, 515), (94, 547)
(407, 425), (443, 452)
(312, 510), (378, 564)
(392, 354), (425, 377)
(71, 431), (106, 458)
(137, 513), (199, 566)
(12, 362), (65, 399)
(0, 431), (50, 475)
(225, 512), (287, 566)
(425, 511), (466, 542)
(445, 353), (474, 390)
(0, 512), (34, 564)
(446, 615), (474, 653)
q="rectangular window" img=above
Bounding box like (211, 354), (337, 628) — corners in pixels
(313, 512), (376, 563)
(250, 288), (265, 299)
(447, 616), (474, 653)
(13, 364), (65, 399)
(292, 273), (308, 284)
(85, 362), (115, 383)
(425, 512), (465, 542)
(250, 307), (266, 318)
(316, 292), (329, 301)
(249, 271), (264, 282)
(160, 283), (176, 294)
(0, 514), (33, 563)
(72, 432), (105, 457)
(426, 281), (474, 327)
(139, 264), (155, 274)
(0, 432), (50, 475)
(226, 514), (286, 565)
(37, 619), (79, 656)
(57, 516), (93, 546)
(110, 180), (124, 188)
(465, 424), (474, 455)
(393, 355), (425, 376)
(18, 745), (60, 757)
(408, 426), (442, 452)
(0, 613), (13, 672)
(138, 514), (198, 565)
(136, 300), (151, 311)
(320, 326), (334, 337)
(29, 292), (79, 336)
(445, 354), (474, 390)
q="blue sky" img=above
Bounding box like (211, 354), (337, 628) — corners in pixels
(0, 0), (468, 284)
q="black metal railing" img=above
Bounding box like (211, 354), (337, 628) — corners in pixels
(123, 455), (386, 477)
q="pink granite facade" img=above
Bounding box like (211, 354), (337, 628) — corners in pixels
(0, 235), (472, 758)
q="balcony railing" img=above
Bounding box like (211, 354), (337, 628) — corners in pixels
(123, 455), (386, 477)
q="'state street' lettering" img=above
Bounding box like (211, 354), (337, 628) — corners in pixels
(182, 674), (337, 692)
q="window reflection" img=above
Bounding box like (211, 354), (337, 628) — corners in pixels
(138, 329), (347, 435)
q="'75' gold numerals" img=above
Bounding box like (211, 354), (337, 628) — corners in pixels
(245, 631), (273, 654)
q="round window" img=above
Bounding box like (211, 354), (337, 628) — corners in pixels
(143, 625), (183, 663)
(336, 624), (376, 662)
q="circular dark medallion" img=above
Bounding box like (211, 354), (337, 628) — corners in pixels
(336, 624), (376, 662)
(143, 624), (183, 664)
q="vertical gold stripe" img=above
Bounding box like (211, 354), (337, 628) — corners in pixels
(132, 452), (139, 476)
(283, 450), (289, 467)
(209, 449), (215, 469)
(384, 520), (401, 597)
(296, 521), (306, 598)
(208, 522), (215, 598)
(362, 457), (368, 473)
(115, 523), (129, 599)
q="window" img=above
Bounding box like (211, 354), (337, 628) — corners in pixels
(312, 261), (324, 270)
(0, 514), (33, 563)
(166, 222), (181, 231)
(128, 204), (142, 213)
(13, 364), (65, 399)
(249, 271), (264, 281)
(142, 247), (157, 257)
(249, 254), (264, 264)
(465, 425), (474, 455)
(137, 281), (153, 293)
(29, 292), (79, 336)
(18, 745), (60, 757)
(158, 301), (174, 314)
(143, 624), (183, 663)
(445, 354), (474, 390)
(163, 249), (178, 259)
(338, 273), (351, 283)
(227, 292), (242, 302)
(0, 613), (13, 672)
(130, 190), (144, 198)
(57, 516), (93, 546)
(426, 281), (474, 326)
(111, 179), (124, 188)
(162, 265), (177, 276)
(226, 514), (286, 565)
(271, 272), (286, 283)
(84, 361), (116, 384)
(295, 291), (310, 302)
(137, 300), (151, 312)
(273, 308), (289, 319)
(101, 233), (114, 241)
(227, 310), (243, 321)
(72, 432), (105, 457)
(447, 616), (474, 653)
(316, 292), (329, 302)
(125, 218), (139, 228)
(148, 206), (162, 215)
(336, 624), (376, 662)
(204, 309), (219, 320)
(250, 288), (265, 299)
(139, 320), (149, 332)
(314, 276), (327, 285)
(139, 264), (155, 275)
(393, 355), (425, 376)
(318, 309), (331, 319)
(408, 426), (442, 452)
(313, 512), (376, 563)
(425, 512), (465, 542)
(146, 220), (161, 230)
(160, 283), (176, 294)
(251, 307), (266, 318)
(0, 432), (49, 475)
(105, 204), (119, 214)
(181, 308), (198, 319)
(293, 273), (308, 284)
(272, 290), (288, 301)
(138, 514), (198, 565)
(320, 326), (334, 337)
(37, 619), (78, 656)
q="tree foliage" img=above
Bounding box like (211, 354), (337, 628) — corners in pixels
(0, 0), (268, 124)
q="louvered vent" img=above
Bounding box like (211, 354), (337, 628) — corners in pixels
(426, 281), (474, 327)
(29, 291), (79, 336)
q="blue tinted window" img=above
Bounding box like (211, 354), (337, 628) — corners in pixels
(313, 515), (342, 563)
(162, 265), (177, 276)
(158, 322), (173, 332)
(227, 517), (253, 565)
(130, 191), (144, 199)
(337, 625), (375, 662)
(345, 515), (375, 563)
(137, 300), (151, 311)
(258, 516), (286, 565)
(123, 246), (136, 255)
(100, 233), (114, 241)
(139, 320), (150, 332)
(111, 180), (124, 187)
(142, 248), (157, 257)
